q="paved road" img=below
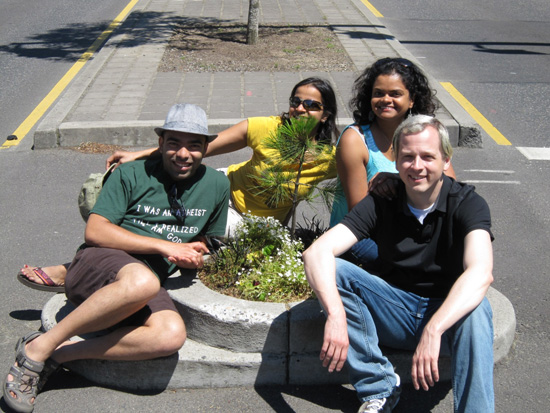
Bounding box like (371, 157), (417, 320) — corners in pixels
(0, 0), (130, 148)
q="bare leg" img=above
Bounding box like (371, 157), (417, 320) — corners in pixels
(52, 310), (186, 363)
(5, 263), (181, 408)
(23, 262), (160, 364)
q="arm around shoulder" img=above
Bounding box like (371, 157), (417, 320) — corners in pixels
(106, 148), (159, 169)
(205, 119), (249, 157)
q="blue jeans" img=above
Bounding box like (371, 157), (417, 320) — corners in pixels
(347, 237), (381, 273)
(335, 258), (494, 412)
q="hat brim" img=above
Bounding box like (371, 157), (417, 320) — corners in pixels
(154, 127), (217, 142)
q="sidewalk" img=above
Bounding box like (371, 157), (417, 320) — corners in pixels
(34, 0), (480, 149)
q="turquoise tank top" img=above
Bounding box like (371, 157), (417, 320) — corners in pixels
(329, 124), (397, 227)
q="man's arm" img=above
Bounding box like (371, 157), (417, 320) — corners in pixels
(411, 229), (494, 391)
(85, 214), (208, 268)
(303, 224), (359, 373)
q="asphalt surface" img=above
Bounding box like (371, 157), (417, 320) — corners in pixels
(0, 0), (131, 146)
(1, 0), (548, 411)
(374, 0), (550, 148)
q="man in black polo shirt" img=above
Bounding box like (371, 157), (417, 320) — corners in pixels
(304, 115), (494, 413)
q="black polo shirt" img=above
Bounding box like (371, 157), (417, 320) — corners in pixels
(340, 176), (493, 298)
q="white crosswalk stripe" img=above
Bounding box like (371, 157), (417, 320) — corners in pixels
(462, 169), (521, 185)
(517, 147), (550, 160)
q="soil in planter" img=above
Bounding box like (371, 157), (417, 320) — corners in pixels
(159, 24), (355, 73)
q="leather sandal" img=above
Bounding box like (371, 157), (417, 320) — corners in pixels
(3, 332), (45, 413)
(38, 357), (61, 392)
(17, 267), (65, 293)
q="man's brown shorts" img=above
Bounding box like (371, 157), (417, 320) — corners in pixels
(65, 247), (178, 326)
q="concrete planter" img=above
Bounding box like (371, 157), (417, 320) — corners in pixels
(42, 274), (515, 391)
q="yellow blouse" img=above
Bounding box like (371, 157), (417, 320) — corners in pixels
(227, 116), (336, 222)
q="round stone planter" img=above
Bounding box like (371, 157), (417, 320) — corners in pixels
(41, 273), (515, 391)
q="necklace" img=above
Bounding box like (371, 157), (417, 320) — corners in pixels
(374, 122), (393, 150)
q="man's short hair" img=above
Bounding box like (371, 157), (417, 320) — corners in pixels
(392, 115), (453, 160)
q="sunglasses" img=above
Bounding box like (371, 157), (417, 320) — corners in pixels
(169, 184), (187, 222)
(374, 57), (413, 69)
(289, 96), (324, 112)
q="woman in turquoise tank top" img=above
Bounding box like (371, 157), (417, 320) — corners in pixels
(331, 58), (456, 270)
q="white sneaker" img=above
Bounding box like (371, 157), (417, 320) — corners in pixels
(357, 374), (401, 413)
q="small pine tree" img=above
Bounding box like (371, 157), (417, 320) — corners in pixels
(250, 116), (336, 237)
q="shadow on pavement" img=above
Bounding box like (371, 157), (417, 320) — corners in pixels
(9, 309), (42, 321)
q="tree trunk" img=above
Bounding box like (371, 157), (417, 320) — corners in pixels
(289, 149), (307, 238)
(247, 0), (260, 45)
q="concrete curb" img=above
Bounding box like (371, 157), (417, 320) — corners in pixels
(41, 278), (515, 391)
(51, 118), (354, 148)
(42, 293), (286, 390)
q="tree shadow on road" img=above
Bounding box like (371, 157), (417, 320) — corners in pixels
(0, 11), (234, 62)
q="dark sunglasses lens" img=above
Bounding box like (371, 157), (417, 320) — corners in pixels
(374, 58), (392, 67)
(169, 186), (186, 221)
(289, 97), (322, 111)
(303, 100), (322, 110)
(395, 58), (412, 67)
(374, 57), (412, 69)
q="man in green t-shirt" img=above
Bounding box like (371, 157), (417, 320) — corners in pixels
(4, 104), (230, 413)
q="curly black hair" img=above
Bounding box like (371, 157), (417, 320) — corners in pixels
(280, 77), (339, 145)
(350, 58), (437, 125)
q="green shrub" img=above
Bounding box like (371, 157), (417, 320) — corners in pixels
(198, 214), (314, 302)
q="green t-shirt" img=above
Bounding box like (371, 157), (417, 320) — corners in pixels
(90, 159), (230, 282)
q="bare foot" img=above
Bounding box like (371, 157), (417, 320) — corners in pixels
(19, 265), (67, 287)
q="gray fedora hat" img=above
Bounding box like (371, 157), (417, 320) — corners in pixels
(154, 104), (217, 142)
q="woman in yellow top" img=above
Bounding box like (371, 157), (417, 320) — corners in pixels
(17, 78), (340, 290)
(226, 115), (336, 222)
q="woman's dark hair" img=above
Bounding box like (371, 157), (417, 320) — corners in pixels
(281, 77), (339, 145)
(350, 58), (437, 125)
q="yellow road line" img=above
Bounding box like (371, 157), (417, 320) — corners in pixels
(360, 0), (384, 18)
(440, 82), (512, 146)
(1, 0), (139, 150)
